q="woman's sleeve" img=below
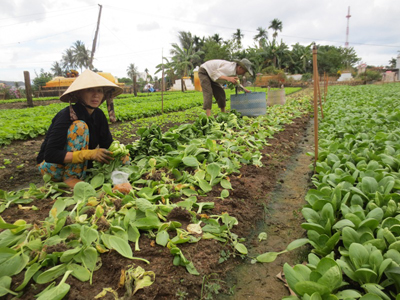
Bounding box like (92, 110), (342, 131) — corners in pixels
(98, 112), (113, 149)
(43, 113), (70, 164)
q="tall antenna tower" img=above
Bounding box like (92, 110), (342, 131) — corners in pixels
(345, 6), (351, 47)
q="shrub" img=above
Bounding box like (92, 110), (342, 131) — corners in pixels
(301, 73), (312, 82)
(358, 70), (382, 82)
(0, 84), (25, 99)
(32, 69), (53, 91)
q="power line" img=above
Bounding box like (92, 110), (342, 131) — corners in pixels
(105, 5), (255, 33)
(0, 5), (96, 22)
(100, 23), (161, 66)
(281, 34), (400, 48)
(104, 5), (400, 49)
(0, 23), (95, 47)
(0, 8), (95, 29)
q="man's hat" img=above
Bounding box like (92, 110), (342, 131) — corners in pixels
(60, 69), (123, 103)
(234, 58), (253, 76)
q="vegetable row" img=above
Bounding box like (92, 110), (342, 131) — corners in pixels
(283, 83), (400, 299)
(0, 88), (300, 146)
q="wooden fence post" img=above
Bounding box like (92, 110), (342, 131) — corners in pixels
(312, 44), (319, 166)
(23, 71), (33, 107)
(324, 73), (328, 101)
(161, 50), (164, 114)
(316, 72), (324, 119)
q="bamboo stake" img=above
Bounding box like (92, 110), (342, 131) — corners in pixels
(316, 71), (324, 119)
(324, 72), (328, 102)
(24, 71), (33, 107)
(312, 44), (319, 166)
(161, 48), (164, 114)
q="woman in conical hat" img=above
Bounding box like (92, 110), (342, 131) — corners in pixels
(36, 69), (126, 188)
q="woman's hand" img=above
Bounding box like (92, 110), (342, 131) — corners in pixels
(71, 149), (114, 164)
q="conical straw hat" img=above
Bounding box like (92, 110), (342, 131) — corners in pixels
(60, 69), (123, 103)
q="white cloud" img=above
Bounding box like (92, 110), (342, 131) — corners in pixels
(1, 0), (399, 81)
(137, 22), (160, 31)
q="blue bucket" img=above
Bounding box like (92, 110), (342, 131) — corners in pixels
(230, 92), (266, 117)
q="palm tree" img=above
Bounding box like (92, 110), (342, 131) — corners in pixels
(127, 63), (138, 96)
(254, 27), (268, 48)
(193, 35), (205, 55)
(61, 48), (76, 71)
(269, 18), (283, 40)
(258, 39), (277, 68)
(72, 40), (91, 72)
(144, 68), (151, 82)
(212, 34), (223, 43)
(274, 41), (290, 69)
(155, 58), (175, 90)
(287, 43), (312, 74)
(169, 43), (204, 92)
(245, 47), (266, 75)
(388, 58), (397, 68)
(177, 31), (194, 50)
(51, 61), (64, 76)
(232, 29), (244, 48)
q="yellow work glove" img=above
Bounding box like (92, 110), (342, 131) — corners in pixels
(121, 153), (130, 165)
(72, 149), (114, 164)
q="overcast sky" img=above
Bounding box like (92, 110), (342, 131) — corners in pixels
(1, 0), (399, 82)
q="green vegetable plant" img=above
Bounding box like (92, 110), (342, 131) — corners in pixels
(282, 254), (365, 300)
(337, 243), (393, 287)
(0, 87), (311, 298)
(285, 84), (400, 299)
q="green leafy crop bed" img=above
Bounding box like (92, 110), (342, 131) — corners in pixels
(0, 89), (309, 299)
(0, 88), (300, 146)
(281, 83), (400, 299)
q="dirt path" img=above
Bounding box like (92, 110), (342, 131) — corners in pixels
(217, 119), (314, 299)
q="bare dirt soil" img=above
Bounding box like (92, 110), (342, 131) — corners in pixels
(0, 98), (314, 300)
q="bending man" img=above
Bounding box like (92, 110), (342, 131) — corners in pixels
(198, 58), (253, 116)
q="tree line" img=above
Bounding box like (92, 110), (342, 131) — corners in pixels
(33, 18), (396, 91)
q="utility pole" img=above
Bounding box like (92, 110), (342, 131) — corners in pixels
(345, 6), (351, 48)
(90, 4), (102, 70)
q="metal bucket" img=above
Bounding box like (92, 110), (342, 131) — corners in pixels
(230, 92), (266, 117)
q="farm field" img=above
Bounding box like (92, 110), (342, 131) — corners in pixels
(2, 83), (400, 299)
(0, 87), (312, 300)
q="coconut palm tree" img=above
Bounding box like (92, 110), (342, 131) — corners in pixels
(72, 40), (91, 72)
(388, 57), (397, 68)
(169, 43), (204, 92)
(254, 27), (268, 48)
(269, 19), (283, 40)
(274, 41), (290, 69)
(144, 68), (153, 82)
(155, 58), (175, 90)
(287, 43), (312, 74)
(127, 63), (138, 96)
(177, 31), (194, 51)
(51, 61), (64, 76)
(212, 34), (223, 43)
(246, 47), (266, 75)
(232, 29), (244, 48)
(61, 48), (76, 71)
(193, 35), (205, 58)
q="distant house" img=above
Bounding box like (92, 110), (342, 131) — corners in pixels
(382, 55), (400, 82)
(0, 80), (25, 89)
